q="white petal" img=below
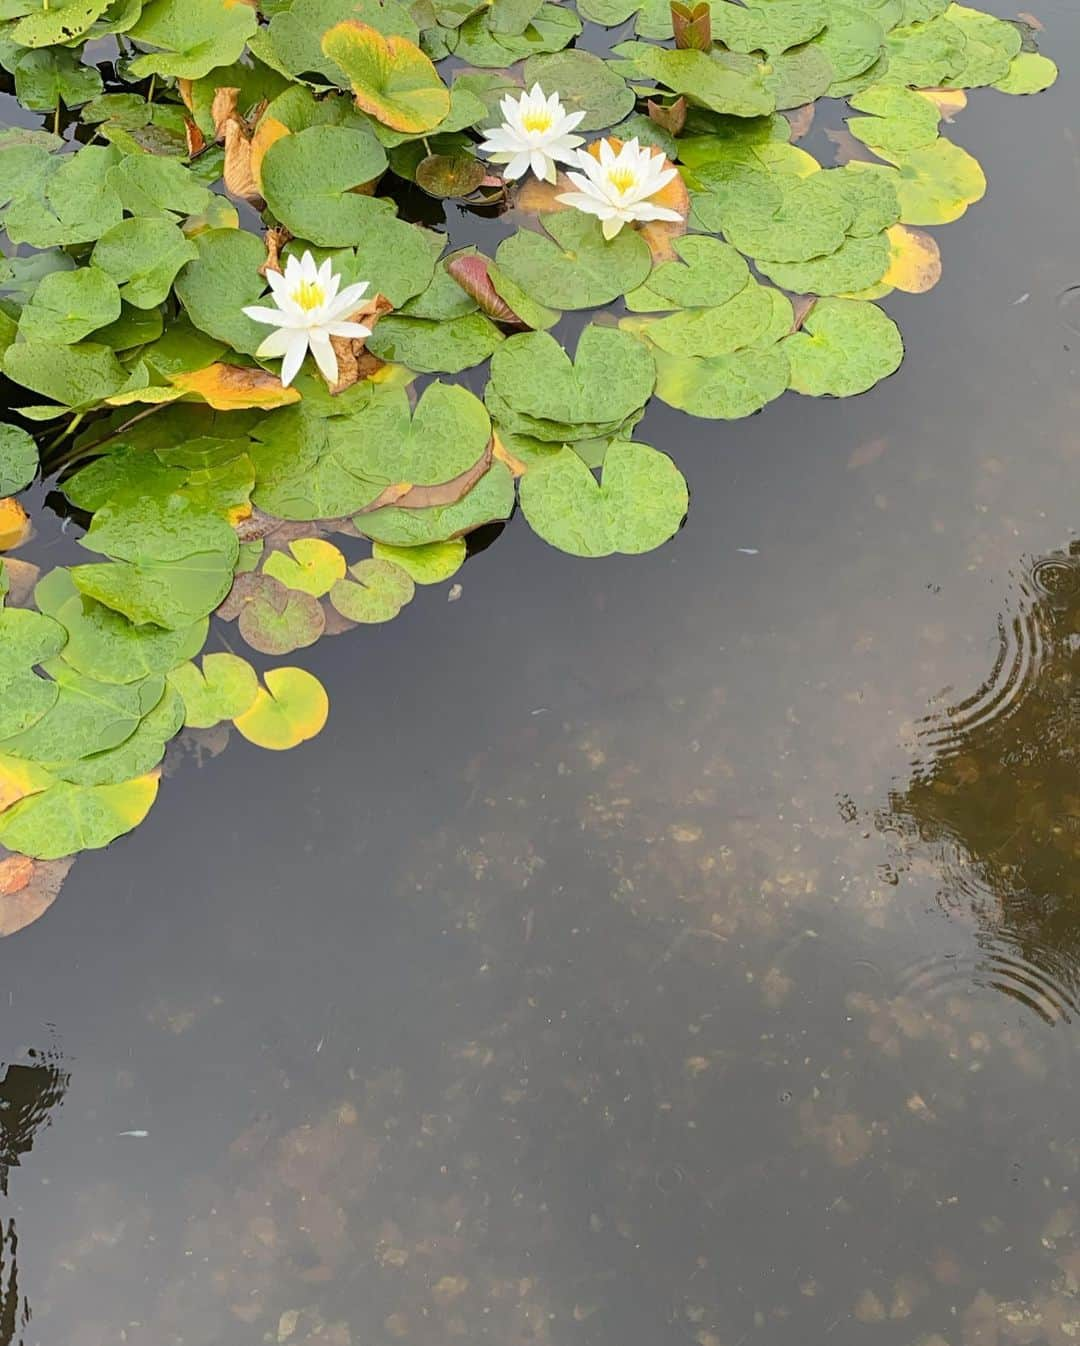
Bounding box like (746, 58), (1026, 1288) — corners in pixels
(330, 280), (370, 315)
(557, 191), (607, 216)
(327, 320), (372, 340)
(243, 304), (293, 327)
(629, 202), (683, 222)
(282, 253), (302, 285)
(309, 331), (339, 383)
(280, 334), (308, 387)
(559, 108), (587, 132)
(601, 214), (625, 239)
(299, 250), (319, 282)
(506, 150), (532, 180)
(256, 327), (295, 358)
(265, 269), (290, 298)
(530, 148), (553, 181)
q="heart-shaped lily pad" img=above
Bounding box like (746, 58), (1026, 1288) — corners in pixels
(235, 574), (326, 655)
(233, 667), (330, 751)
(782, 297), (904, 396)
(260, 125), (391, 246)
(263, 539), (347, 597)
(0, 773), (160, 861)
(0, 426), (37, 496)
(329, 557), (416, 622)
(520, 441), (688, 557)
(168, 653), (260, 730)
(322, 20), (451, 132)
(494, 210), (652, 311)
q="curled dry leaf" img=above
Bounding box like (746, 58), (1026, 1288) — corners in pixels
(0, 855), (73, 937)
(357, 440), (494, 515)
(790, 294), (818, 331)
(169, 364), (302, 411)
(446, 253), (526, 327)
(327, 292), (394, 396)
(185, 119), (207, 157)
(259, 226), (292, 278)
(648, 96), (686, 135)
(671, 1), (712, 51)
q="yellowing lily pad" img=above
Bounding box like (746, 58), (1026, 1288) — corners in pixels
(263, 539), (347, 597)
(372, 539), (466, 584)
(233, 667), (330, 751)
(0, 773), (160, 861)
(322, 20), (451, 133)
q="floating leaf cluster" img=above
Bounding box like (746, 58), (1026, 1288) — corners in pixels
(0, 0), (1057, 894)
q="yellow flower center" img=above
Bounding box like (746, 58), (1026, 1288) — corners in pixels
(607, 167), (638, 195)
(521, 109), (554, 133)
(292, 279), (325, 312)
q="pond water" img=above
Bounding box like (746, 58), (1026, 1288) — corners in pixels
(1, 5), (1079, 1345)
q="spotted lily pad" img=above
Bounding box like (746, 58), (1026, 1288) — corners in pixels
(651, 343), (791, 418)
(329, 557), (416, 622)
(993, 52), (1057, 95)
(624, 235), (751, 312)
(365, 312), (504, 373)
(236, 574), (326, 655)
(92, 218), (199, 311)
(520, 441), (688, 557)
(126, 0), (260, 80)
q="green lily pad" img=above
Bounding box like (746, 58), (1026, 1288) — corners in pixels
(881, 15), (968, 87)
(0, 425), (37, 495)
(260, 125), (390, 247)
(322, 20), (451, 133)
(811, 3), (885, 83)
(0, 607), (67, 741)
(168, 652), (260, 729)
(3, 341), (134, 411)
(70, 494), (239, 630)
(941, 3), (1020, 88)
(402, 255), (480, 321)
(12, 48), (103, 112)
(92, 217), (199, 310)
(233, 666), (329, 751)
(365, 312), (504, 373)
(48, 685), (184, 788)
(452, 4), (581, 67)
(0, 662), (164, 766)
(7, 0), (111, 48)
(0, 774), (160, 861)
(613, 43), (774, 117)
(489, 325), (655, 431)
(847, 83), (941, 152)
(35, 568), (208, 686)
(716, 170), (855, 262)
(3, 145), (123, 249)
(757, 232), (892, 295)
(782, 297), (904, 395)
(520, 440), (687, 557)
(993, 51), (1058, 94)
(372, 538), (466, 583)
(624, 234), (751, 312)
(652, 343), (791, 418)
(629, 281), (782, 358)
(173, 228), (270, 356)
(263, 538), (347, 597)
(865, 138), (986, 224)
(494, 210), (652, 311)
(710, 0), (827, 56)
(18, 267), (121, 346)
(126, 0), (259, 80)
(281, 226), (440, 309)
(329, 557), (416, 622)
(521, 50), (635, 131)
(236, 574), (326, 655)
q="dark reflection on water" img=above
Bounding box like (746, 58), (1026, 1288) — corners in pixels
(2, 2), (1080, 1344)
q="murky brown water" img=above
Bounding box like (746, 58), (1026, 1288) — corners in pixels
(2, 5), (1080, 1344)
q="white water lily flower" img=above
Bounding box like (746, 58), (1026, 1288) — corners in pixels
(558, 137), (682, 240)
(478, 82), (586, 184)
(242, 250), (373, 388)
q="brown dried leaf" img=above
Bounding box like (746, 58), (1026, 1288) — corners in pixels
(916, 88), (967, 121)
(0, 557), (39, 606)
(357, 441), (493, 515)
(185, 118), (207, 157)
(790, 294), (817, 331)
(648, 96), (686, 135)
(259, 226), (291, 278)
(250, 116), (290, 191)
(0, 856), (73, 937)
(327, 293), (393, 395)
(169, 363), (301, 410)
(222, 118), (262, 205)
(211, 86), (241, 139)
(177, 78), (195, 113)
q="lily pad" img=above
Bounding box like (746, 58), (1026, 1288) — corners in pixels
(168, 653), (260, 729)
(613, 43), (774, 117)
(520, 440), (687, 557)
(260, 125), (390, 246)
(757, 232), (892, 295)
(3, 341), (134, 412)
(258, 0), (419, 85)
(652, 343), (791, 418)
(263, 539), (347, 597)
(489, 325), (655, 431)
(865, 138), (986, 224)
(0, 607), (67, 741)
(173, 228), (270, 356)
(355, 459), (516, 545)
(847, 83), (941, 151)
(35, 568), (207, 686)
(233, 667), (330, 751)
(329, 557), (416, 622)
(372, 539), (466, 583)
(322, 20), (451, 133)
(0, 774), (160, 861)
(92, 218), (199, 310)
(126, 0), (259, 80)
(365, 312), (504, 373)
(18, 267), (121, 346)
(522, 50), (635, 131)
(48, 686), (184, 788)
(494, 210), (652, 311)
(0, 426), (37, 496)
(993, 51), (1057, 95)
(236, 574), (326, 655)
(782, 297), (904, 395)
(624, 234), (751, 311)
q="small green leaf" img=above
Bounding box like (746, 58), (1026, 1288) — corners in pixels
(18, 267), (122, 346)
(782, 297), (904, 396)
(168, 653), (260, 729)
(263, 538), (347, 597)
(0, 425), (37, 496)
(329, 557), (416, 622)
